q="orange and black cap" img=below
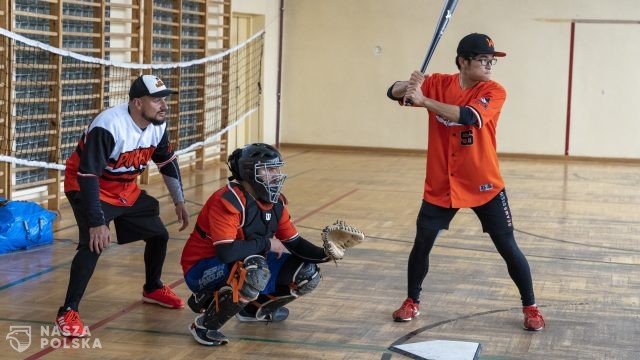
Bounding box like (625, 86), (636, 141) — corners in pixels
(457, 33), (506, 57)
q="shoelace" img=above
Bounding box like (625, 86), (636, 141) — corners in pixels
(396, 303), (415, 316)
(401, 300), (416, 310)
(64, 310), (79, 323)
(524, 307), (542, 319)
(157, 286), (175, 296)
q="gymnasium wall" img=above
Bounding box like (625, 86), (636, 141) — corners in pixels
(232, 0), (282, 147)
(236, 0), (640, 159)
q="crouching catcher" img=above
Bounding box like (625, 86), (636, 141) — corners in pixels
(180, 143), (364, 346)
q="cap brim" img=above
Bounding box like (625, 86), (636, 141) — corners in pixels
(494, 51), (506, 57)
(149, 89), (178, 97)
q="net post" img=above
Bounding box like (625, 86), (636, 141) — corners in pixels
(219, 0), (232, 168)
(45, 2), (64, 211)
(0, 0), (9, 199)
(139, 0), (154, 185)
(195, 0), (208, 171)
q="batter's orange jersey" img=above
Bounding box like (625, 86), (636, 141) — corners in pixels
(419, 73), (506, 208)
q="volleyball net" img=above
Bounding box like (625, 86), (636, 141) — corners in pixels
(0, 27), (264, 196)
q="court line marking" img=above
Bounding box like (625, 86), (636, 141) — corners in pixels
(100, 326), (390, 353)
(23, 278), (185, 360)
(23, 188), (358, 359)
(385, 303), (589, 360)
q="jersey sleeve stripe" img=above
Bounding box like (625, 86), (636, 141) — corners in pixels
(281, 233), (300, 242)
(212, 239), (235, 246)
(155, 154), (177, 168)
(467, 105), (483, 129)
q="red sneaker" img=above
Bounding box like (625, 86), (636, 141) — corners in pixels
(55, 308), (87, 337)
(142, 285), (185, 309)
(523, 305), (545, 331)
(392, 298), (420, 322)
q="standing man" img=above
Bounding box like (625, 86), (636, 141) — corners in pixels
(57, 75), (189, 337)
(387, 33), (545, 330)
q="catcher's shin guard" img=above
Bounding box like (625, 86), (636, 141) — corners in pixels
(202, 286), (246, 330)
(253, 295), (295, 321)
(188, 291), (214, 313)
(236, 255), (271, 301)
(202, 255), (270, 330)
(253, 262), (321, 321)
(291, 262), (321, 296)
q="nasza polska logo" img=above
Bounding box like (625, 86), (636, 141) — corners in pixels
(6, 325), (102, 352)
(6, 326), (31, 353)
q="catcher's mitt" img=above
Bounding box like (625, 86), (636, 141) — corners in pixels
(321, 220), (365, 261)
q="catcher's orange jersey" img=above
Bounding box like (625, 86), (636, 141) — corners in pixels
(420, 73), (506, 208)
(180, 183), (298, 274)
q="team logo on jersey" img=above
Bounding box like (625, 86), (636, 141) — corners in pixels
(265, 212), (271, 221)
(479, 183), (493, 192)
(476, 97), (490, 109)
(111, 146), (156, 169)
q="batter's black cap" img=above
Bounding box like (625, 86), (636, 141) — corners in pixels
(457, 33), (506, 57)
(129, 75), (178, 99)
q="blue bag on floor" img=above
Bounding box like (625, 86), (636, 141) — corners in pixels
(0, 197), (57, 254)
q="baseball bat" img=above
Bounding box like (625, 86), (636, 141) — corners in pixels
(419, 0), (459, 74)
(405, 0), (459, 105)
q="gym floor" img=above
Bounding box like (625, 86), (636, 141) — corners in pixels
(1, 146), (639, 359)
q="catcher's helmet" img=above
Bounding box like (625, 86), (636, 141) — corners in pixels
(227, 143), (287, 203)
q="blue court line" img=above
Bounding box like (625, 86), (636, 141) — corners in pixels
(0, 170), (326, 292)
(0, 215), (189, 293)
(0, 261), (71, 292)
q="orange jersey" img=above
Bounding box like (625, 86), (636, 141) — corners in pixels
(420, 73), (506, 208)
(180, 183), (298, 274)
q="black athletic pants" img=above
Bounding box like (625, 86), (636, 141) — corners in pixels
(60, 191), (169, 313)
(406, 190), (536, 306)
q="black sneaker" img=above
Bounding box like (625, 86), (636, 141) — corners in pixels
(236, 306), (289, 322)
(189, 315), (229, 346)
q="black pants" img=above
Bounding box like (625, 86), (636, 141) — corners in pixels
(407, 189), (536, 306)
(61, 191), (169, 312)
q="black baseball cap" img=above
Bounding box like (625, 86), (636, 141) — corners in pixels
(457, 33), (506, 57)
(129, 75), (178, 99)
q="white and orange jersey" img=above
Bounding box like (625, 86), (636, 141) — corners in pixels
(64, 103), (176, 206)
(421, 73), (506, 208)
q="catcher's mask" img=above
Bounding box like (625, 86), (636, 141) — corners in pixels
(228, 143), (287, 203)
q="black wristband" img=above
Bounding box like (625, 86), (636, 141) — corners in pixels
(387, 81), (403, 101)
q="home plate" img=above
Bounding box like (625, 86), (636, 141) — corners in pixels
(390, 340), (482, 360)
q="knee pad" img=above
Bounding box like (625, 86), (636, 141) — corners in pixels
(202, 286), (245, 330)
(291, 262), (320, 297)
(227, 255), (270, 302)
